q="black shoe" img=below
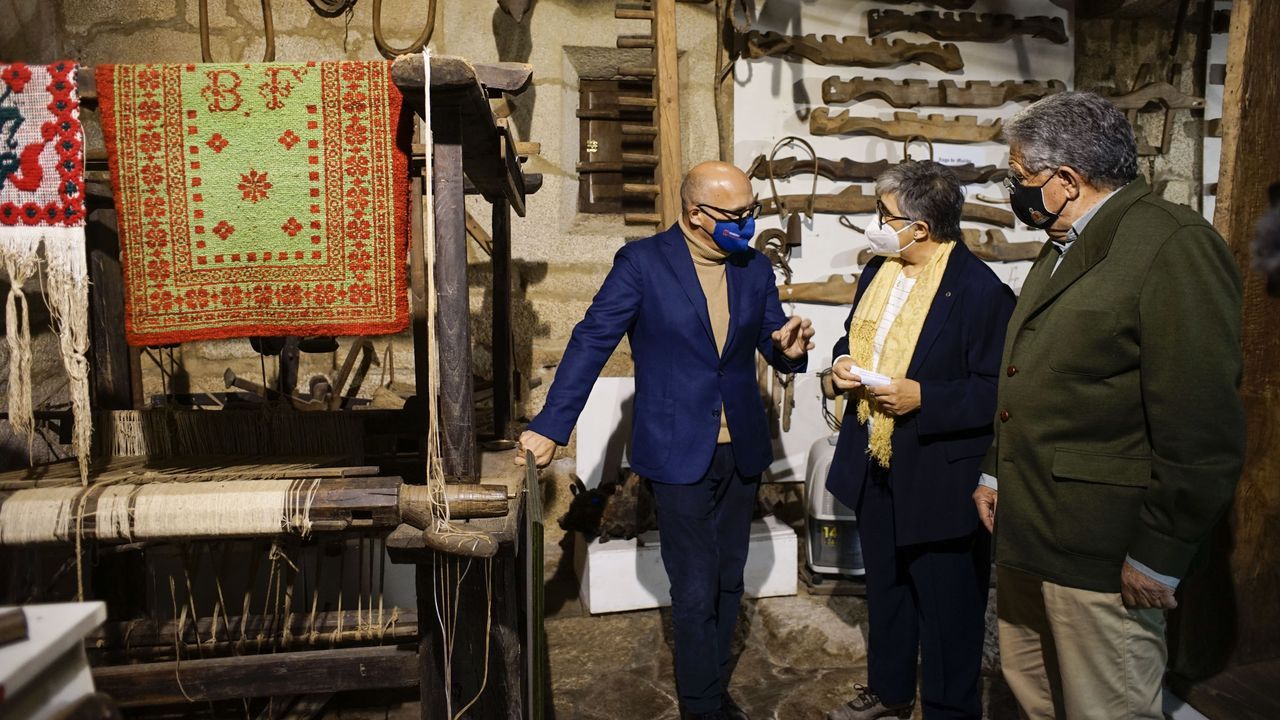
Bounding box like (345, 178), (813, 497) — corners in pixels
(722, 692), (750, 720)
(825, 684), (913, 720)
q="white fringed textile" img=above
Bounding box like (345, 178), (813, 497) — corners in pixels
(1, 61), (91, 484)
(1, 231), (41, 451)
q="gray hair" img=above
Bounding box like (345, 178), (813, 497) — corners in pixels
(1003, 91), (1138, 190)
(875, 160), (964, 242)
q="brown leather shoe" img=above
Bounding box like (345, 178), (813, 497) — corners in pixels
(825, 684), (913, 720)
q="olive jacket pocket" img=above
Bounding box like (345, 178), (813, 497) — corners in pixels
(1047, 309), (1123, 377)
(1051, 448), (1151, 561)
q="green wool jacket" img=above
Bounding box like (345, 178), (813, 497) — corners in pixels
(984, 178), (1246, 593)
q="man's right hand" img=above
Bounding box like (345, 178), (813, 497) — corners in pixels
(973, 485), (998, 533)
(831, 356), (864, 392)
(515, 430), (556, 468)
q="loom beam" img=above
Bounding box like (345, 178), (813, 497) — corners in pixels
(87, 609), (421, 663)
(0, 477), (509, 545)
(91, 645), (419, 707)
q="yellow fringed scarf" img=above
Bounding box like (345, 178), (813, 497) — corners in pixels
(847, 241), (955, 468)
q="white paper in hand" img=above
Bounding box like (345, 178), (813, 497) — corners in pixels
(851, 365), (891, 388)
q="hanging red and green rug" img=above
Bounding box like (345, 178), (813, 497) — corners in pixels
(98, 61), (409, 346)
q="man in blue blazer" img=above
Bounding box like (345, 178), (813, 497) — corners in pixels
(518, 161), (814, 720)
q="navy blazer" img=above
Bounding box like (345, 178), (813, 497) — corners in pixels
(528, 224), (806, 484)
(827, 242), (1016, 545)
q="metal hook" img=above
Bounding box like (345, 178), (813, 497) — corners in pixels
(200, 0), (276, 62)
(766, 135), (818, 221)
(373, 0), (438, 59)
(901, 135), (934, 162)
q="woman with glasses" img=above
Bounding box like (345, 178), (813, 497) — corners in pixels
(822, 161), (1016, 720)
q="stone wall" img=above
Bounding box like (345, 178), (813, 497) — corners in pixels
(0, 0), (718, 453)
(1075, 6), (1207, 208)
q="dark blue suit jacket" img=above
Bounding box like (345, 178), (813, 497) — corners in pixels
(827, 242), (1015, 545)
(528, 224), (806, 484)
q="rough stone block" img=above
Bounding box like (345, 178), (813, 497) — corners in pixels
(754, 594), (868, 670)
(63, 0), (181, 36)
(182, 0), (239, 31)
(233, 0), (315, 34)
(82, 27), (228, 63)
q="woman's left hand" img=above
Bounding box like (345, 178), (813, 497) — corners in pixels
(870, 379), (921, 416)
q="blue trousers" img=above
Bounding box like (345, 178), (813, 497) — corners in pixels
(858, 462), (990, 720)
(650, 444), (760, 713)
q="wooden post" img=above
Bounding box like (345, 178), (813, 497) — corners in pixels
(491, 198), (513, 440)
(714, 0), (734, 163)
(432, 103), (478, 483)
(409, 158), (431, 453)
(85, 209), (137, 411)
(1209, 0), (1280, 665)
(654, 0), (683, 227)
(1171, 3), (1280, 714)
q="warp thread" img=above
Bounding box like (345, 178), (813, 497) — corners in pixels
(0, 478), (322, 545)
(93, 409), (365, 461)
(0, 486), (81, 544)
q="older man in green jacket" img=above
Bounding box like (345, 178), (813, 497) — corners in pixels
(972, 92), (1245, 719)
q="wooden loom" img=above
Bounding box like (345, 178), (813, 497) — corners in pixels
(1, 54), (545, 719)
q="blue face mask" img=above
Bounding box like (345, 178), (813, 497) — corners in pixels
(708, 216), (755, 254)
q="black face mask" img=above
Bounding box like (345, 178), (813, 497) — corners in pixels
(1006, 169), (1068, 230)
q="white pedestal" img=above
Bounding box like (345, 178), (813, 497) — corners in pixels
(0, 601), (106, 720)
(576, 514), (798, 614)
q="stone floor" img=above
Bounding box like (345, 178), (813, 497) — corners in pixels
(544, 582), (873, 720)
(538, 500), (1019, 720)
(323, 469), (1019, 720)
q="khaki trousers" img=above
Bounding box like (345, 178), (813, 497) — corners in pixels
(996, 565), (1166, 720)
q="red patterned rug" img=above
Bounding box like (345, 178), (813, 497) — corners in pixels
(98, 61), (409, 346)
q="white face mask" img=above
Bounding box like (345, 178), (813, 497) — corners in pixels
(864, 219), (920, 257)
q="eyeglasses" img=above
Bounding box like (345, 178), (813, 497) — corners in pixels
(696, 202), (762, 227)
(875, 199), (912, 227)
(1004, 166), (1059, 193)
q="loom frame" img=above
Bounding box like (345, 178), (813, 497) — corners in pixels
(0, 54), (543, 720)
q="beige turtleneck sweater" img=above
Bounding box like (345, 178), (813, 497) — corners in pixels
(680, 218), (733, 443)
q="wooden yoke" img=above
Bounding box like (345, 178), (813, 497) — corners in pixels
(761, 185), (1016, 227)
(810, 109), (1004, 143)
(740, 30), (964, 71)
